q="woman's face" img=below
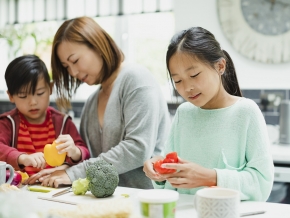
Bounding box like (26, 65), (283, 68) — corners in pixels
(169, 53), (225, 109)
(57, 41), (104, 85)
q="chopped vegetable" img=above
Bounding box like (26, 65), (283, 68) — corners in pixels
(27, 186), (54, 193)
(153, 152), (178, 174)
(72, 178), (90, 195)
(6, 170), (22, 186)
(121, 194), (130, 198)
(17, 171), (29, 183)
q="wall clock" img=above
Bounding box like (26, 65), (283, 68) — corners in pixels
(217, 0), (290, 64)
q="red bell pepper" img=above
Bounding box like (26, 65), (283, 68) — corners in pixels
(153, 152), (178, 174)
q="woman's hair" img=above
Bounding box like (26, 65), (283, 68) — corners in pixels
(166, 27), (242, 97)
(51, 16), (124, 109)
(5, 54), (50, 95)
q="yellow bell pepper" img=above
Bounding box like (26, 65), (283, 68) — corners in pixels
(44, 141), (66, 167)
(17, 171), (29, 183)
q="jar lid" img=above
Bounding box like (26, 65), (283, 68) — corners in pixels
(138, 189), (179, 203)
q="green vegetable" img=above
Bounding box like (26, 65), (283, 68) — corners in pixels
(86, 159), (119, 198)
(121, 193), (130, 198)
(72, 178), (89, 195)
(71, 159), (119, 198)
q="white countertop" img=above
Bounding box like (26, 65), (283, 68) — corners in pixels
(13, 186), (290, 218)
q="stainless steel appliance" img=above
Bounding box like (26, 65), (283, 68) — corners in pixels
(279, 100), (290, 144)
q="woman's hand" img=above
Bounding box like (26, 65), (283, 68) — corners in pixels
(24, 164), (70, 185)
(161, 158), (217, 189)
(40, 170), (72, 188)
(143, 156), (167, 182)
(18, 152), (46, 169)
(55, 134), (81, 162)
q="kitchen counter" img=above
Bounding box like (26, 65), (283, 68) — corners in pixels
(271, 143), (290, 164)
(271, 143), (290, 183)
(13, 186), (290, 218)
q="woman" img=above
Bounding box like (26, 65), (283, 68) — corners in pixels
(25, 16), (170, 189)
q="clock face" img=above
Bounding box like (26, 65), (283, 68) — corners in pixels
(217, 0), (290, 64)
(241, 0), (290, 36)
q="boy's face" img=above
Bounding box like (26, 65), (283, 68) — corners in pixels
(7, 77), (53, 124)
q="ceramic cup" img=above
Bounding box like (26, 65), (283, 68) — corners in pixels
(195, 187), (240, 218)
(0, 161), (14, 185)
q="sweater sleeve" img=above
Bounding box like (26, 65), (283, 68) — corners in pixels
(62, 118), (90, 165)
(66, 85), (168, 181)
(0, 118), (25, 170)
(215, 105), (274, 201)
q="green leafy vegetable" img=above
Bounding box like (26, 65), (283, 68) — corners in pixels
(72, 178), (90, 195)
(86, 159), (119, 198)
(72, 159), (119, 198)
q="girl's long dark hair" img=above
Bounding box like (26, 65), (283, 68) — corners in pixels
(166, 27), (242, 97)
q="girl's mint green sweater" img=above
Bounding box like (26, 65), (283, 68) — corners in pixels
(154, 98), (274, 201)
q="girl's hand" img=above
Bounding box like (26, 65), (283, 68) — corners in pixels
(24, 164), (70, 185)
(18, 152), (46, 169)
(40, 170), (72, 188)
(55, 135), (81, 162)
(161, 158), (217, 189)
(143, 156), (167, 182)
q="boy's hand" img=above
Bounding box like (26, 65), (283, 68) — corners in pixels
(55, 134), (81, 162)
(18, 152), (46, 169)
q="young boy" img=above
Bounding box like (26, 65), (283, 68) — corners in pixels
(0, 55), (90, 176)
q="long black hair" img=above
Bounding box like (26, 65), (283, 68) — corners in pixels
(166, 27), (242, 97)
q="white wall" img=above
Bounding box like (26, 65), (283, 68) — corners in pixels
(173, 0), (290, 89)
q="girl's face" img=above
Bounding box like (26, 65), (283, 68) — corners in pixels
(8, 77), (52, 124)
(57, 41), (104, 85)
(169, 53), (225, 109)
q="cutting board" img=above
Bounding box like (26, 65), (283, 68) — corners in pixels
(36, 186), (140, 206)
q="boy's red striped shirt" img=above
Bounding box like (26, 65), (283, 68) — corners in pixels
(17, 109), (56, 176)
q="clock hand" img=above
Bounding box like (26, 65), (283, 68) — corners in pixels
(270, 0), (289, 8)
(270, 0), (276, 10)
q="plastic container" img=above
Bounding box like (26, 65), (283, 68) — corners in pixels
(138, 189), (179, 218)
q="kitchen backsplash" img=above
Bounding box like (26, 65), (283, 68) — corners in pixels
(0, 89), (289, 125)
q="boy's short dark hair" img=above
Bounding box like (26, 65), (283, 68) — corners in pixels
(5, 55), (50, 95)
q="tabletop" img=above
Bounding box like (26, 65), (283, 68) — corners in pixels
(10, 185), (289, 218)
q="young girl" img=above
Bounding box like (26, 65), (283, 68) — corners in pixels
(0, 55), (90, 176)
(143, 27), (274, 201)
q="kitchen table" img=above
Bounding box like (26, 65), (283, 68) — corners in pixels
(20, 186), (290, 218)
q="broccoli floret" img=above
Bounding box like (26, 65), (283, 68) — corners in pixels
(72, 178), (89, 195)
(86, 159), (119, 198)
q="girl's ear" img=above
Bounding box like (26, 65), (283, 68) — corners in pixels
(6, 91), (15, 103)
(49, 81), (54, 95)
(215, 58), (226, 75)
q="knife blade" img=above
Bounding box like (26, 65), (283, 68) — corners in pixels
(52, 187), (72, 197)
